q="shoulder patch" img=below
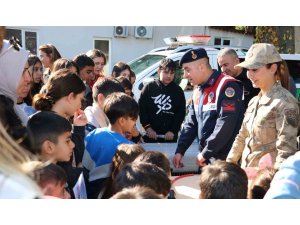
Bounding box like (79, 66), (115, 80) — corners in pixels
(284, 108), (298, 127)
(225, 87), (235, 98)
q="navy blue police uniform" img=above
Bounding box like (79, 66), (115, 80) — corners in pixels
(175, 48), (245, 163)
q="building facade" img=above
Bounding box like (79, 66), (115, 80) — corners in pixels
(5, 26), (254, 74)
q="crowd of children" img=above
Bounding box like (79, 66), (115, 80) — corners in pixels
(1, 26), (300, 199)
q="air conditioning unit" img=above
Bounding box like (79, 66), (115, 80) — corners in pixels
(134, 26), (153, 39)
(114, 26), (128, 38)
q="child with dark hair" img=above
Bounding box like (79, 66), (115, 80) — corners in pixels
(111, 186), (163, 199)
(73, 54), (95, 108)
(31, 162), (70, 199)
(248, 168), (276, 199)
(84, 77), (124, 134)
(23, 55), (43, 106)
(86, 49), (107, 88)
(111, 61), (133, 80)
(134, 150), (171, 176)
(113, 161), (171, 198)
(139, 58), (186, 143)
(82, 92), (139, 198)
(199, 160), (248, 199)
(102, 143), (145, 198)
(114, 76), (142, 143)
(115, 76), (133, 97)
(38, 43), (61, 83)
(27, 111), (74, 163)
(52, 58), (79, 75)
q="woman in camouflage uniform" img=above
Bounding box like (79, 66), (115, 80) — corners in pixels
(227, 43), (300, 169)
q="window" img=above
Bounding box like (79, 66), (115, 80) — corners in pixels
(214, 37), (231, 46)
(5, 28), (38, 54)
(94, 39), (110, 75)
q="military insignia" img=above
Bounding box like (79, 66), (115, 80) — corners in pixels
(208, 78), (215, 86)
(208, 92), (214, 103)
(191, 51), (197, 59)
(222, 100), (235, 112)
(225, 87), (235, 98)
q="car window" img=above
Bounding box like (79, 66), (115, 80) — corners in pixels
(129, 54), (166, 78)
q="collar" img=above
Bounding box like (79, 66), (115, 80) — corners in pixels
(236, 68), (247, 80)
(200, 69), (221, 89)
(259, 81), (282, 105)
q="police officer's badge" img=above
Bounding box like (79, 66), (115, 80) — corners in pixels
(191, 51), (197, 59)
(225, 87), (235, 98)
(208, 91), (214, 103)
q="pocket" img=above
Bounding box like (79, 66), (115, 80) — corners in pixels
(243, 107), (254, 123)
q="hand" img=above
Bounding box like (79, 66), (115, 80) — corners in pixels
(172, 153), (184, 168)
(73, 109), (88, 126)
(164, 131), (174, 141)
(146, 127), (157, 140)
(196, 153), (206, 167)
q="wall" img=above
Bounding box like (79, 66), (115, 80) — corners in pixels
(7, 26), (254, 73)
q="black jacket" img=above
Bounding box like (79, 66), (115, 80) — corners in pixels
(139, 79), (186, 141)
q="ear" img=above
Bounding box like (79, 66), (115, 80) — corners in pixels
(157, 69), (161, 74)
(118, 116), (126, 126)
(41, 140), (55, 155)
(270, 63), (278, 74)
(67, 92), (75, 102)
(97, 93), (105, 107)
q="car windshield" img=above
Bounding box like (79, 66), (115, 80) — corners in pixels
(129, 54), (166, 78)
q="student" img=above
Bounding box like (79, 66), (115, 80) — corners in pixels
(113, 161), (171, 198)
(82, 92), (139, 198)
(226, 43), (300, 169)
(86, 49), (107, 88)
(31, 162), (71, 199)
(73, 54), (95, 108)
(27, 111), (75, 163)
(115, 76), (142, 143)
(111, 186), (163, 199)
(115, 76), (133, 97)
(38, 44), (61, 83)
(84, 77), (124, 134)
(23, 55), (44, 106)
(0, 37), (31, 148)
(103, 143), (145, 198)
(111, 62), (133, 80)
(199, 160), (248, 199)
(52, 58), (79, 75)
(139, 58), (186, 143)
(134, 151), (171, 176)
(14, 58), (34, 126)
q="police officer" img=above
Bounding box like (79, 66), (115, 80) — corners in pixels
(172, 48), (245, 168)
(217, 48), (260, 107)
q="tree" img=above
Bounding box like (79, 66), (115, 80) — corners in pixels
(235, 26), (295, 53)
(255, 26), (294, 53)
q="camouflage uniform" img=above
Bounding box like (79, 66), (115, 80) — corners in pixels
(227, 81), (300, 169)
